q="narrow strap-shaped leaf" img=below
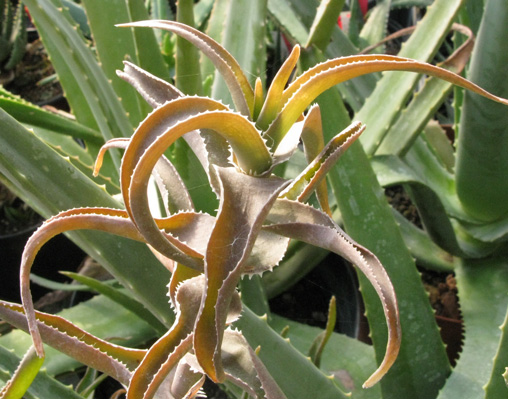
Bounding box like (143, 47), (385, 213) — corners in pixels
(280, 121), (365, 207)
(0, 346), (44, 399)
(81, 0), (168, 126)
(374, 23), (474, 156)
(359, 0), (391, 52)
(117, 61), (220, 213)
(297, 105), (330, 214)
(265, 54), (508, 151)
(253, 77), (264, 121)
(308, 296), (336, 368)
(152, 155), (195, 214)
(62, 272), (167, 334)
(175, 0), (203, 95)
(94, 137), (194, 214)
(117, 20), (254, 117)
(221, 329), (287, 399)
(127, 275), (205, 399)
(117, 61), (181, 108)
(125, 101), (273, 271)
(0, 90), (102, 143)
(264, 199), (401, 388)
(20, 207), (143, 356)
(24, 0), (133, 170)
(305, 0), (344, 50)
(256, 45), (300, 130)
(357, 0), (463, 154)
(20, 207), (211, 355)
(0, 300), (142, 384)
(120, 97), (227, 266)
(193, 167), (288, 382)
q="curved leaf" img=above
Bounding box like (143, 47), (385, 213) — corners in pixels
(193, 167), (288, 382)
(265, 54), (508, 151)
(0, 300), (142, 384)
(124, 99), (273, 270)
(118, 20), (254, 117)
(264, 199), (401, 388)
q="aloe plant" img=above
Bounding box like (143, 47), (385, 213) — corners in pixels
(0, 1), (508, 399)
(0, 0), (27, 81)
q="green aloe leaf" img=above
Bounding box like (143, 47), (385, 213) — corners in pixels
(236, 308), (350, 399)
(308, 296), (336, 368)
(81, 0), (169, 126)
(269, 314), (380, 399)
(0, 346), (44, 399)
(0, 346), (85, 399)
(437, 255), (508, 399)
(0, 300), (144, 384)
(0, 89), (102, 143)
(375, 23), (474, 156)
(0, 109), (173, 326)
(62, 271), (167, 334)
(210, 0), (267, 112)
(359, 0), (391, 52)
(305, 0), (344, 50)
(175, 0), (203, 95)
(297, 47), (451, 397)
(455, 0), (508, 221)
(0, 294), (157, 377)
(485, 307), (508, 398)
(357, 0), (463, 155)
(23, 0), (133, 171)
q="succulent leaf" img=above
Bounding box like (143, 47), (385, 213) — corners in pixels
(117, 20), (254, 117)
(0, 346), (44, 399)
(265, 54), (508, 151)
(194, 167), (288, 382)
(256, 45), (301, 130)
(264, 199), (401, 388)
(281, 121), (365, 208)
(0, 300), (141, 385)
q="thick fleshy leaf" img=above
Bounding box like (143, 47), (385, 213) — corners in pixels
(128, 274), (243, 399)
(0, 346), (44, 399)
(127, 275), (204, 399)
(124, 99), (273, 271)
(193, 167), (288, 382)
(308, 296), (336, 368)
(221, 329), (287, 399)
(19, 206), (217, 355)
(117, 61), (219, 213)
(0, 300), (142, 385)
(264, 54), (508, 150)
(62, 272), (167, 334)
(280, 121), (365, 206)
(256, 45), (301, 130)
(264, 199), (400, 388)
(297, 105), (329, 213)
(94, 136), (195, 215)
(117, 61), (181, 109)
(117, 20), (254, 117)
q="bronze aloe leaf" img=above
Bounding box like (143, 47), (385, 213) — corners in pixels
(7, 18), (508, 399)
